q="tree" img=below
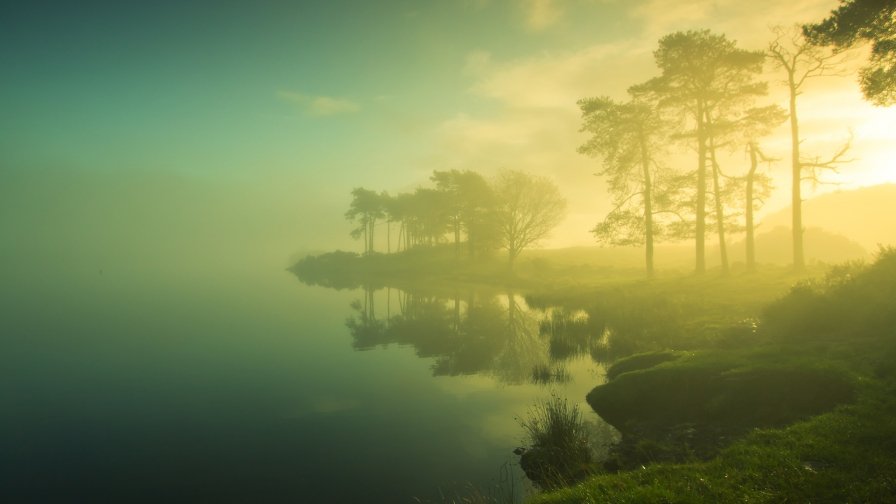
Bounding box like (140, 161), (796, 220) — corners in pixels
(767, 25), (852, 271)
(745, 142), (776, 271)
(345, 188), (384, 255)
(577, 95), (670, 277)
(703, 103), (786, 273)
(431, 169), (497, 258)
(632, 30), (766, 273)
(728, 105), (786, 271)
(492, 170), (567, 266)
(379, 192), (398, 253)
(804, 0), (896, 105)
(386, 192), (415, 252)
(410, 187), (451, 246)
(702, 63), (769, 274)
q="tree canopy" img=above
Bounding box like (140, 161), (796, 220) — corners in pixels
(804, 0), (896, 105)
(578, 95), (670, 275)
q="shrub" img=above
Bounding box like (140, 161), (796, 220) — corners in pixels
(518, 395), (595, 489)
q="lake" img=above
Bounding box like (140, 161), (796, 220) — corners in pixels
(1, 259), (614, 502)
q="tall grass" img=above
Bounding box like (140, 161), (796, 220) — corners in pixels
(518, 395), (594, 489)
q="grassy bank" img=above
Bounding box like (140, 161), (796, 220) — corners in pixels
(532, 389), (896, 503)
(531, 248), (896, 502)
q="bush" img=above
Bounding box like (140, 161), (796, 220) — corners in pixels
(518, 395), (594, 489)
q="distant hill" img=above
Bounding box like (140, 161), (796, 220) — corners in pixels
(724, 226), (869, 266)
(760, 184), (896, 250)
(529, 225), (867, 272)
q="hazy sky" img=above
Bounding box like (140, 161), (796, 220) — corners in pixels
(3, 0), (893, 262)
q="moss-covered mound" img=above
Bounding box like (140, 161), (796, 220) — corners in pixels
(604, 350), (684, 381)
(587, 352), (856, 468)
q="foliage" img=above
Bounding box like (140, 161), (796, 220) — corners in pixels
(345, 187), (385, 255)
(763, 246), (896, 350)
(631, 29), (767, 273)
(805, 0), (896, 105)
(578, 95), (674, 275)
(431, 169), (499, 257)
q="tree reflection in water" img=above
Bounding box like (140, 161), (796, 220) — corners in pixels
(344, 285), (621, 385)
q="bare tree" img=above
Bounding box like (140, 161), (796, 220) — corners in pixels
(745, 142), (776, 271)
(492, 171), (567, 266)
(767, 24), (852, 272)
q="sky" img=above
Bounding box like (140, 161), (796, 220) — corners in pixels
(2, 0), (894, 264)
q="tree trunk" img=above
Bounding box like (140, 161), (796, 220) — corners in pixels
(696, 100), (707, 274)
(706, 114), (729, 275)
(453, 292), (460, 333)
(468, 229), (475, 259)
(789, 79), (805, 272)
(746, 143), (758, 272)
(638, 132), (655, 278)
(362, 221), (368, 255)
(453, 221), (458, 257)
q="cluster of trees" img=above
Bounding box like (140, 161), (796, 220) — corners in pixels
(580, 26), (849, 276)
(345, 169), (567, 265)
(340, 1), (892, 277)
(581, 0), (895, 276)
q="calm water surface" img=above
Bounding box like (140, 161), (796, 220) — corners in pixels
(2, 260), (611, 502)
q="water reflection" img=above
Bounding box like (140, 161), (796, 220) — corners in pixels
(344, 286), (614, 386)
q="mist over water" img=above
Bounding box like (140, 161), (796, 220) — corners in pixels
(1, 184), (612, 501)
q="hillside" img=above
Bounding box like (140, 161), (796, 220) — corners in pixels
(527, 226), (867, 271)
(760, 184), (896, 250)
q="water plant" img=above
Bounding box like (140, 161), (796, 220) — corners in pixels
(517, 395), (595, 489)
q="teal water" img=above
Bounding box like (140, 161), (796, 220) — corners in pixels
(1, 259), (610, 502)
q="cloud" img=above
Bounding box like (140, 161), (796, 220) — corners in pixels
(471, 40), (652, 109)
(464, 50), (493, 76)
(628, 0), (838, 47)
(524, 0), (564, 31)
(278, 90), (361, 116)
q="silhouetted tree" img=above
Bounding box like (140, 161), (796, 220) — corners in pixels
(492, 170), (567, 266)
(577, 95), (671, 277)
(745, 142), (776, 271)
(718, 105), (786, 271)
(704, 102), (786, 273)
(767, 25), (853, 271)
(805, 0), (896, 105)
(384, 192), (415, 252)
(410, 188), (451, 246)
(379, 192), (396, 253)
(632, 30), (765, 273)
(431, 169), (497, 258)
(345, 188), (384, 255)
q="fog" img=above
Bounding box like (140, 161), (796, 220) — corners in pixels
(4, 0), (896, 502)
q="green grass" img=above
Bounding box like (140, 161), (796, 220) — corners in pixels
(531, 385), (896, 503)
(530, 248), (896, 502)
